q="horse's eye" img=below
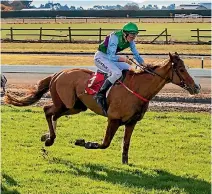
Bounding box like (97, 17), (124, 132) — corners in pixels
(180, 69), (184, 73)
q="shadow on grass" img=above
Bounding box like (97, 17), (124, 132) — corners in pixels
(1, 173), (20, 194)
(50, 157), (210, 194)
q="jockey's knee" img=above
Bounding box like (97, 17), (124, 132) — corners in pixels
(108, 71), (122, 83)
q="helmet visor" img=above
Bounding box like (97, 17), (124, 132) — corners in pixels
(123, 30), (138, 35)
(128, 33), (137, 38)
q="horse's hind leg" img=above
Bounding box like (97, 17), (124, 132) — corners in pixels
(41, 103), (86, 145)
(42, 104), (71, 146)
(76, 119), (120, 149)
(41, 104), (57, 146)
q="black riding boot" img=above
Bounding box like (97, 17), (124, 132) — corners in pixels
(94, 79), (113, 116)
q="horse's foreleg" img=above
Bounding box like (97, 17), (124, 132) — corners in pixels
(84, 119), (120, 149)
(122, 121), (137, 164)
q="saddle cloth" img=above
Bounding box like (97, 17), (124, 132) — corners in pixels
(85, 72), (106, 95)
(85, 70), (128, 95)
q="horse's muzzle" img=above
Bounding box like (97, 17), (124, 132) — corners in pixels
(189, 83), (201, 95)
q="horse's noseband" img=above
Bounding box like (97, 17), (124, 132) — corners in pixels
(170, 62), (192, 91)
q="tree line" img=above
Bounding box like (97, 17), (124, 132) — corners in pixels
(1, 1), (176, 11)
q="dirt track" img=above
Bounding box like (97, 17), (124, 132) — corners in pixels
(2, 73), (211, 113)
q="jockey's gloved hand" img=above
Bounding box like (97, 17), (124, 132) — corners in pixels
(131, 67), (143, 74)
(125, 57), (133, 65)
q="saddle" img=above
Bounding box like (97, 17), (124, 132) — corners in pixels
(85, 70), (128, 95)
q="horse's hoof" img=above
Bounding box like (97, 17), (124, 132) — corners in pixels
(45, 138), (54, 146)
(122, 156), (128, 164)
(75, 139), (85, 146)
(41, 133), (50, 142)
(85, 142), (99, 149)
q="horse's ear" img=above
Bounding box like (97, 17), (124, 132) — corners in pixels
(175, 52), (179, 57)
(169, 52), (173, 62)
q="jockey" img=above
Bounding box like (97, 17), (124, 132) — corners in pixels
(94, 22), (145, 115)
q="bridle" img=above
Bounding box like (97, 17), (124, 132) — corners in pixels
(168, 61), (192, 91)
(138, 58), (193, 91)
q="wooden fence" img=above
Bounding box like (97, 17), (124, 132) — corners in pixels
(1, 27), (171, 43)
(191, 29), (211, 44)
(1, 27), (211, 44)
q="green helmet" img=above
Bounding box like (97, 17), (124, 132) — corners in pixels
(123, 22), (139, 34)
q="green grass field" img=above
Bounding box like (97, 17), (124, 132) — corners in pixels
(1, 23), (211, 42)
(1, 106), (210, 194)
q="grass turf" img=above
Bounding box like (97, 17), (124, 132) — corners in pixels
(1, 105), (210, 194)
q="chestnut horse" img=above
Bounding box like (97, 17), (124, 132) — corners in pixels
(4, 53), (200, 164)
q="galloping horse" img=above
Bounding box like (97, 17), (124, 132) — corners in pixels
(5, 53), (200, 164)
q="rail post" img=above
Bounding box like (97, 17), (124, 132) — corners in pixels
(165, 28), (168, 44)
(10, 27), (13, 41)
(197, 28), (200, 44)
(68, 27), (72, 43)
(99, 28), (102, 43)
(201, 57), (204, 69)
(39, 27), (42, 42)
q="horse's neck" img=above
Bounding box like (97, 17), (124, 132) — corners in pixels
(133, 62), (171, 100)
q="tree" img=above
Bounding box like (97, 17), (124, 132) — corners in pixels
(1, 0), (32, 10)
(70, 6), (76, 10)
(123, 2), (139, 10)
(153, 5), (159, 9)
(161, 6), (167, 10)
(62, 4), (69, 10)
(146, 4), (153, 10)
(1, 1), (10, 6)
(116, 4), (123, 10)
(44, 2), (53, 8)
(140, 5), (146, 10)
(20, 0), (32, 8)
(77, 6), (83, 10)
(39, 4), (45, 8)
(167, 4), (175, 10)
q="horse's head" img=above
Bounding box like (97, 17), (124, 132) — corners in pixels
(168, 52), (201, 95)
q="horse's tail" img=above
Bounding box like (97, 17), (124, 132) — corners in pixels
(4, 75), (52, 106)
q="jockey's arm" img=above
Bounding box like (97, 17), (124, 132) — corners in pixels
(130, 41), (144, 65)
(107, 34), (131, 64)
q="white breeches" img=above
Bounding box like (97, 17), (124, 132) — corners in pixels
(94, 51), (131, 84)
